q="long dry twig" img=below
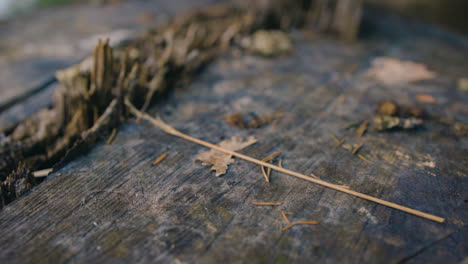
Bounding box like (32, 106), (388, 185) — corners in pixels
(125, 99), (445, 223)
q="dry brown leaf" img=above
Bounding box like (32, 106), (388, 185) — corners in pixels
(365, 57), (436, 84)
(195, 136), (257, 176)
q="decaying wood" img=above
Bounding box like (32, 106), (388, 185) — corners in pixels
(0, 0), (365, 208)
(0, 7), (467, 261)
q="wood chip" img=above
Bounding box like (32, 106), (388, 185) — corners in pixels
(365, 57), (436, 84)
(32, 168), (53, 178)
(152, 153), (168, 166)
(251, 201), (282, 206)
(282, 221), (319, 231)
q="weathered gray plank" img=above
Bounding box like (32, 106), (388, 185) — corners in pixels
(0, 7), (467, 264)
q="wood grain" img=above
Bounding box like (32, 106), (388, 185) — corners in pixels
(0, 6), (467, 264)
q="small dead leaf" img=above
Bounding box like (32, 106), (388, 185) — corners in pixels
(366, 57), (436, 84)
(416, 94), (436, 103)
(195, 136), (257, 176)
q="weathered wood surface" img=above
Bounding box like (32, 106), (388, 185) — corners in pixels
(0, 6), (467, 264)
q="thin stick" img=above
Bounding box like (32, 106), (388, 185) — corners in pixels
(251, 201), (282, 206)
(125, 100), (446, 223)
(278, 159), (283, 168)
(152, 153), (168, 166)
(106, 128), (117, 144)
(281, 211), (291, 224)
(282, 221), (319, 231)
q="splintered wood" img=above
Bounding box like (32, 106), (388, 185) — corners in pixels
(126, 100), (445, 223)
(1, 0), (364, 207)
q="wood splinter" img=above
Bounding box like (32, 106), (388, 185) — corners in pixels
(125, 99), (446, 223)
(32, 168), (53, 178)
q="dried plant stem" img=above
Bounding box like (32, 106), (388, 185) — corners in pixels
(282, 221), (319, 231)
(125, 100), (445, 223)
(251, 201), (282, 206)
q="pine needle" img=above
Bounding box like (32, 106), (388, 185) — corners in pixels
(152, 153), (168, 166)
(251, 201), (282, 206)
(125, 99), (445, 223)
(282, 221), (319, 231)
(281, 211), (290, 224)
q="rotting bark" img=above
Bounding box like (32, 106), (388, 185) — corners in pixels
(0, 0), (363, 208)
